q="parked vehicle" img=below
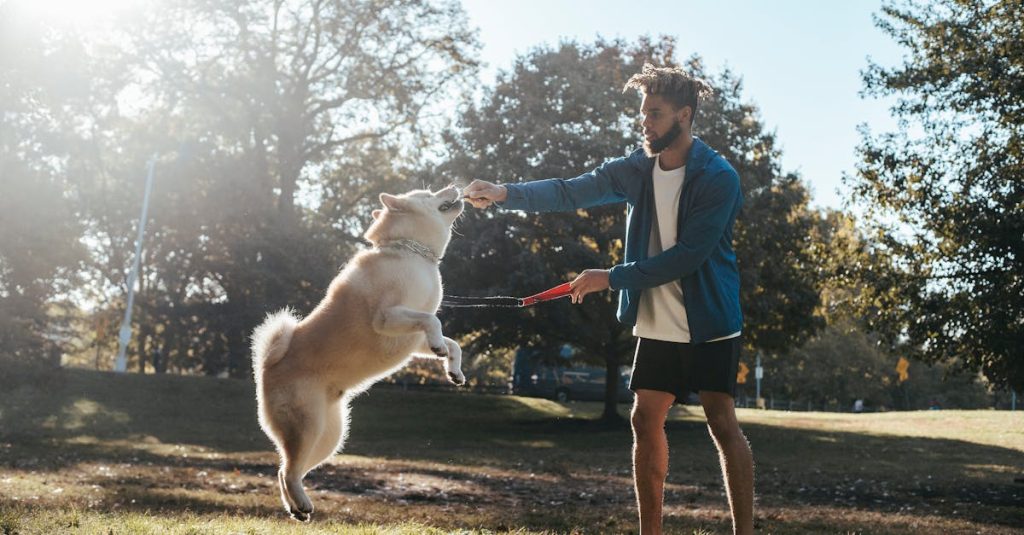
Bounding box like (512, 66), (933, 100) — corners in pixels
(511, 346), (633, 403)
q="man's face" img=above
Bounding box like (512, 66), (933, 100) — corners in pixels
(640, 93), (690, 156)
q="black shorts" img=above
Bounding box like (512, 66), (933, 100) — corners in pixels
(628, 336), (742, 402)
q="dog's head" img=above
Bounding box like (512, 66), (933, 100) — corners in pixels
(363, 185), (464, 254)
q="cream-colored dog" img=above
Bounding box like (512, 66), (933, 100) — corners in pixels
(250, 186), (466, 521)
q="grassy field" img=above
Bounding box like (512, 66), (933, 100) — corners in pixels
(0, 368), (1021, 534)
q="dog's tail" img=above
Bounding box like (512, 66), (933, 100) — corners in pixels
(251, 308), (300, 379)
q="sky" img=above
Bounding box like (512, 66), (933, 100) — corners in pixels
(460, 0), (906, 210)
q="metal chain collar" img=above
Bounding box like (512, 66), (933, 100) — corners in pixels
(377, 239), (442, 264)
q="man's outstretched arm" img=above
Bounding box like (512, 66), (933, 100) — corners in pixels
(462, 155), (638, 213)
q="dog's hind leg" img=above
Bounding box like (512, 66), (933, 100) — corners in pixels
(302, 396), (349, 475)
(277, 469), (295, 516)
(270, 388), (326, 522)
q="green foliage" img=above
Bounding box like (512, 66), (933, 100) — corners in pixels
(761, 210), (996, 410)
(761, 318), (895, 410)
(756, 316), (992, 411)
(846, 0), (1024, 389)
(698, 73), (824, 354)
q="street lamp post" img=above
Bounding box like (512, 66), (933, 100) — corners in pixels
(114, 155), (157, 373)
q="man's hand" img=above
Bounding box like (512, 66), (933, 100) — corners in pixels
(569, 269), (611, 304)
(462, 179), (508, 209)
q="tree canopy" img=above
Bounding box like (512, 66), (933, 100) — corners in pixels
(845, 0), (1023, 390)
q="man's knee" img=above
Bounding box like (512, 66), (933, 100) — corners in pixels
(705, 412), (741, 441)
(631, 409), (660, 438)
(631, 390), (674, 436)
(700, 394), (744, 443)
(631, 404), (669, 439)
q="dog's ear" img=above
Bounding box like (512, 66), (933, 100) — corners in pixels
(379, 193), (407, 211)
(371, 209), (383, 220)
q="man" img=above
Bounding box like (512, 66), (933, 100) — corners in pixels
(463, 63), (754, 535)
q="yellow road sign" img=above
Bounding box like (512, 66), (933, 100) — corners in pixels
(896, 357), (909, 383)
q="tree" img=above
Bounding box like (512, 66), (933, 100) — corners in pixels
(0, 4), (88, 370)
(12, 0), (479, 375)
(440, 37), (822, 419)
(747, 209), (996, 411)
(846, 0), (1024, 390)
(127, 0), (478, 376)
(699, 73), (823, 356)
(761, 318), (896, 411)
(755, 316), (992, 411)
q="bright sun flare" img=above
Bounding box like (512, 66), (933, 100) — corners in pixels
(14, 0), (141, 27)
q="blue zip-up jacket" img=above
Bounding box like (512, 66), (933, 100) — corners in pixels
(500, 137), (743, 344)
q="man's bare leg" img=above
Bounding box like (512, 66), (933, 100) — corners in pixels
(699, 391), (754, 535)
(631, 389), (676, 535)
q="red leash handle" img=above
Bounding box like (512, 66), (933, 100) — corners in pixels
(520, 282), (573, 307)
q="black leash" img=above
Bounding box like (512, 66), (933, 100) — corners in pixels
(440, 282), (573, 309)
(440, 295), (523, 308)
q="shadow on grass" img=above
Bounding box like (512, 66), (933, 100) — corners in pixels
(2, 368), (1021, 532)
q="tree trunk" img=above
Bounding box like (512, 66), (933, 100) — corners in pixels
(223, 279), (255, 379)
(601, 350), (624, 422)
(275, 115), (305, 225)
(226, 321), (249, 379)
(137, 306), (154, 374)
(278, 172), (296, 222)
(138, 330), (150, 374)
(48, 342), (62, 369)
(204, 326), (225, 376)
(153, 343), (166, 374)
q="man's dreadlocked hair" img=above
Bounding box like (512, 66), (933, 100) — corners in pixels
(623, 63), (713, 126)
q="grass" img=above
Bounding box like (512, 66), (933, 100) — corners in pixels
(1, 367), (1021, 534)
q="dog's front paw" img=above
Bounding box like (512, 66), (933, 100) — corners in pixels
(447, 370), (466, 386)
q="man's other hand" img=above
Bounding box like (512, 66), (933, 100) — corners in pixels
(462, 180), (508, 209)
(569, 269), (611, 304)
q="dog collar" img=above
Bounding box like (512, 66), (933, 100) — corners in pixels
(378, 239), (441, 264)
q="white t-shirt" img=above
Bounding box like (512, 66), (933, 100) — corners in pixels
(632, 154), (741, 344)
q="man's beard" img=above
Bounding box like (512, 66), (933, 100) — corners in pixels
(643, 121), (683, 156)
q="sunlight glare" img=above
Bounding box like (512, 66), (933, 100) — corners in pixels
(13, 0), (142, 27)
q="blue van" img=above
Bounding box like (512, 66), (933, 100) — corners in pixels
(511, 345), (633, 403)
